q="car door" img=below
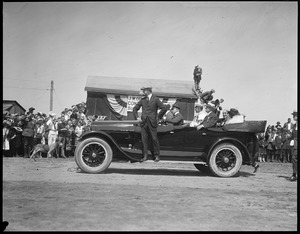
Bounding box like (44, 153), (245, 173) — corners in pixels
(157, 125), (186, 151)
(183, 126), (215, 152)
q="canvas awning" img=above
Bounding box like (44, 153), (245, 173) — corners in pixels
(84, 76), (197, 121)
(85, 76), (197, 99)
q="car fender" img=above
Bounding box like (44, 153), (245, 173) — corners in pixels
(207, 137), (251, 163)
(78, 131), (142, 162)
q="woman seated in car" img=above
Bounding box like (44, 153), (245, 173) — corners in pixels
(225, 108), (245, 125)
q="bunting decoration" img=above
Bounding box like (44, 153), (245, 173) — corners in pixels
(106, 94), (128, 117)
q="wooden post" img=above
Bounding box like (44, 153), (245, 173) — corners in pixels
(50, 80), (54, 111)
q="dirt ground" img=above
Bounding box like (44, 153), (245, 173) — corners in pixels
(2, 156), (297, 231)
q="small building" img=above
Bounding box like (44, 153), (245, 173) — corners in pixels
(85, 76), (198, 121)
(3, 100), (26, 115)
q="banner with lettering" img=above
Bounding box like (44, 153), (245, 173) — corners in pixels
(127, 96), (142, 112)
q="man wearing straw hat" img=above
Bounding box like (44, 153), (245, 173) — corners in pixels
(196, 102), (218, 130)
(190, 102), (207, 127)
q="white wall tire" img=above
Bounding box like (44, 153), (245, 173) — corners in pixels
(208, 143), (243, 177)
(75, 137), (113, 173)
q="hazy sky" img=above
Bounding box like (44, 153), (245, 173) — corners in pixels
(3, 2), (297, 125)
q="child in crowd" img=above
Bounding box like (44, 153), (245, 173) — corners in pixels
(258, 133), (267, 162)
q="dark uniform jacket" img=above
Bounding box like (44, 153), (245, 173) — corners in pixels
(165, 111), (184, 126)
(22, 120), (35, 137)
(133, 95), (168, 127)
(291, 123), (297, 150)
(57, 122), (68, 137)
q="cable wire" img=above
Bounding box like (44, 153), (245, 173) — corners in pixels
(3, 78), (49, 83)
(3, 85), (49, 90)
(53, 88), (63, 110)
(32, 88), (49, 107)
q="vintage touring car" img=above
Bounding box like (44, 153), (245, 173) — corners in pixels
(74, 119), (266, 177)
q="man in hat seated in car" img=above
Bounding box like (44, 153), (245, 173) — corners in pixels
(225, 108), (244, 125)
(164, 102), (184, 126)
(196, 102), (219, 130)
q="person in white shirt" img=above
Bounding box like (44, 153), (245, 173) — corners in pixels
(190, 103), (208, 127)
(46, 113), (58, 146)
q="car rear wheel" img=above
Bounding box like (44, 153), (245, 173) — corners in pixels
(208, 143), (242, 177)
(75, 137), (113, 173)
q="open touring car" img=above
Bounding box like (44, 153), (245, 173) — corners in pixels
(74, 119), (266, 177)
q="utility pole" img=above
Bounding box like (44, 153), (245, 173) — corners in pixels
(50, 80), (54, 111)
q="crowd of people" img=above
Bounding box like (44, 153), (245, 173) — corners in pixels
(2, 102), (96, 158)
(257, 116), (297, 164)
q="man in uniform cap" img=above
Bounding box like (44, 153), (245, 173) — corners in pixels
(289, 110), (297, 181)
(133, 86), (168, 162)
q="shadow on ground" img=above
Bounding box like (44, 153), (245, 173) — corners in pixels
(76, 167), (256, 178)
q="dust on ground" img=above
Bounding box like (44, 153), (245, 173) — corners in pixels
(2, 157), (297, 231)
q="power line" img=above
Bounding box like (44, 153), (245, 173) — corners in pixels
(3, 86), (50, 90)
(54, 88), (63, 110)
(3, 78), (49, 83)
(32, 88), (49, 107)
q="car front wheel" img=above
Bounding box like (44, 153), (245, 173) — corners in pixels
(75, 137), (113, 173)
(208, 143), (242, 177)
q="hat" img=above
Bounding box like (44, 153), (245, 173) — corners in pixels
(291, 110), (297, 116)
(49, 112), (56, 117)
(29, 107), (35, 111)
(206, 102), (215, 110)
(276, 121), (280, 124)
(194, 103), (203, 108)
(172, 103), (180, 110)
(141, 87), (152, 91)
(228, 108), (239, 116)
